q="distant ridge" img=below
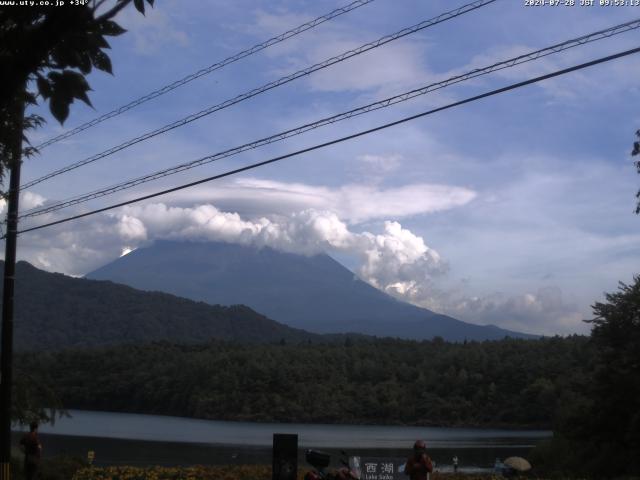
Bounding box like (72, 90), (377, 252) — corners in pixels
(1, 261), (330, 351)
(87, 240), (536, 341)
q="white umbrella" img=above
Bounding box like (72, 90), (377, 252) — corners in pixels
(504, 456), (532, 472)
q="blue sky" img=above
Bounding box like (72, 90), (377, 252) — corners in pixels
(6, 0), (640, 335)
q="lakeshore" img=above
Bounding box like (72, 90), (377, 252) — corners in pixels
(13, 410), (549, 472)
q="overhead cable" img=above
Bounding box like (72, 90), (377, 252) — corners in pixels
(14, 45), (640, 237)
(22, 0), (497, 190)
(20, 18), (640, 219)
(33, 0), (376, 151)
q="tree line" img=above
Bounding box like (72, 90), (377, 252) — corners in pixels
(17, 335), (591, 428)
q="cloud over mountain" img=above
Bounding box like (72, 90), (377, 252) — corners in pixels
(10, 177), (583, 335)
(155, 177), (477, 223)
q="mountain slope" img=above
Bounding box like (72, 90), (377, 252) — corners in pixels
(2, 261), (325, 351)
(87, 240), (535, 341)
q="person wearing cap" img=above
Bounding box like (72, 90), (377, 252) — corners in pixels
(20, 421), (42, 480)
(404, 440), (433, 480)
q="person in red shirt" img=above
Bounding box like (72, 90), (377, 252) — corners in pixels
(20, 421), (42, 480)
(404, 440), (433, 480)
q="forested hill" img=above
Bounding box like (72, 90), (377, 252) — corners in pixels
(20, 335), (592, 428)
(2, 261), (331, 351)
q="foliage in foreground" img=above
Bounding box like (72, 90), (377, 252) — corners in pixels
(70, 465), (533, 480)
(10, 458), (548, 480)
(72, 465), (284, 480)
(0, 0), (154, 185)
(532, 276), (640, 478)
(11, 455), (86, 480)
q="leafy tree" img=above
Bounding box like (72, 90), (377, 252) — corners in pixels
(585, 276), (640, 475)
(0, 0), (154, 185)
(11, 362), (64, 425)
(0, 0), (154, 425)
(633, 130), (640, 213)
(533, 277), (640, 477)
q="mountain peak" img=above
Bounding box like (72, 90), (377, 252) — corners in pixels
(87, 240), (535, 341)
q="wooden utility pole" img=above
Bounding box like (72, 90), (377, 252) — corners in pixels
(0, 96), (25, 480)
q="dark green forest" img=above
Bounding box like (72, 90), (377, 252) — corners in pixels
(18, 335), (590, 428)
(5, 261), (330, 350)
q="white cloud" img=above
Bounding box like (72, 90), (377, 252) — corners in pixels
(118, 4), (189, 56)
(156, 177), (477, 224)
(452, 39), (640, 102)
(359, 220), (446, 295)
(249, 8), (435, 96)
(440, 287), (587, 336)
(0, 191), (46, 217)
(113, 204), (447, 286)
(251, 9), (313, 45)
(117, 214), (147, 241)
(13, 197), (446, 298)
(357, 153), (402, 180)
(304, 40), (434, 94)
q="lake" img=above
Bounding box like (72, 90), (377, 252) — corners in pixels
(12, 410), (551, 471)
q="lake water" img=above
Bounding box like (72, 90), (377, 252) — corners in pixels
(13, 410), (551, 470)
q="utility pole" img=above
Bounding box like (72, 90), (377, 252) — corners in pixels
(0, 96), (25, 480)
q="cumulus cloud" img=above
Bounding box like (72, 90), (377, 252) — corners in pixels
(395, 282), (587, 336)
(359, 220), (445, 295)
(115, 204), (447, 284)
(13, 201), (446, 294)
(117, 215), (147, 241)
(0, 191), (46, 216)
(448, 287), (587, 335)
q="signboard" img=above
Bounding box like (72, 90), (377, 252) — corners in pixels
(349, 457), (406, 480)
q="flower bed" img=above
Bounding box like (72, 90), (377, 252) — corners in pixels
(71, 465), (533, 480)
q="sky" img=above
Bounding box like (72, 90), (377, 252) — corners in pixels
(4, 0), (640, 336)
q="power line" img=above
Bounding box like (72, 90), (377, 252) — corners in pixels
(21, 0), (497, 190)
(15, 45), (640, 237)
(20, 18), (640, 219)
(33, 0), (376, 151)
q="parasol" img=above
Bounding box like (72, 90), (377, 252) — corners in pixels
(503, 456), (532, 472)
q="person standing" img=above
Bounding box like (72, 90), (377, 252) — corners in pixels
(452, 455), (458, 473)
(20, 421), (42, 480)
(404, 440), (433, 480)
